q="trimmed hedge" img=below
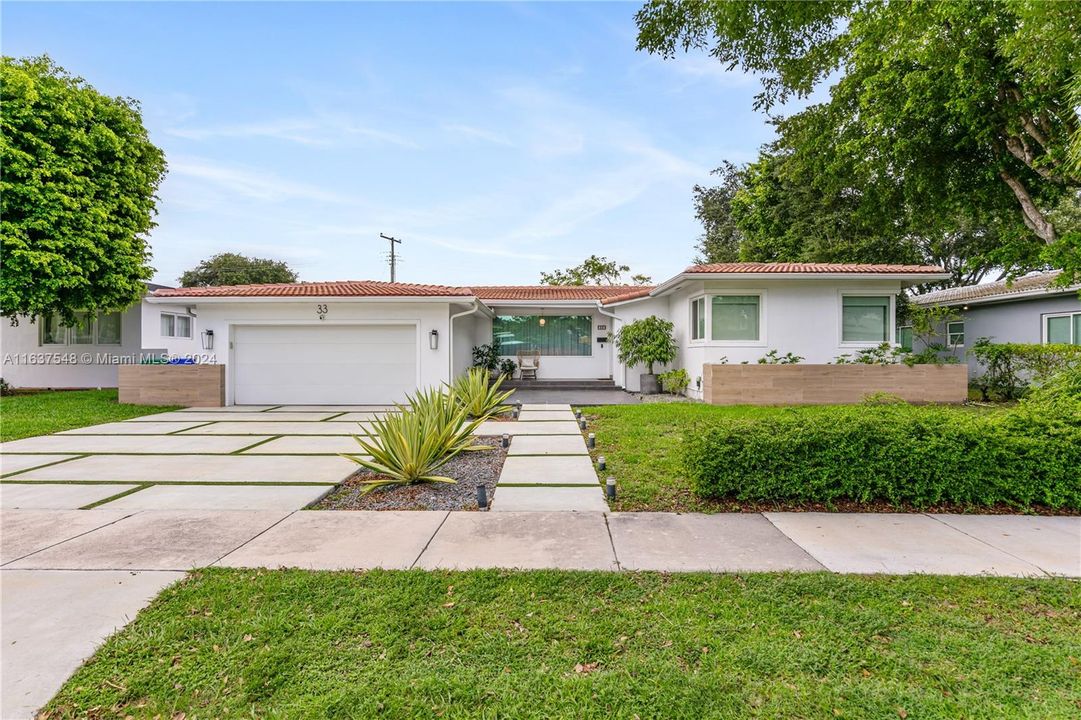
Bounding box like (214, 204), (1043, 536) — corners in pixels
(682, 398), (1081, 509)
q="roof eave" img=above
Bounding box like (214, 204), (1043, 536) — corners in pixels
(146, 294), (478, 304)
(913, 285), (1081, 307)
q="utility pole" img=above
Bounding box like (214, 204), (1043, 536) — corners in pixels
(379, 233), (402, 282)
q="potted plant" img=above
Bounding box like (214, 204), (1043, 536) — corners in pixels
(614, 315), (677, 394)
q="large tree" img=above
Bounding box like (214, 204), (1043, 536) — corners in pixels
(179, 253), (298, 287)
(637, 0), (1081, 276)
(691, 161), (743, 263)
(540, 255), (652, 285)
(1, 56), (166, 324)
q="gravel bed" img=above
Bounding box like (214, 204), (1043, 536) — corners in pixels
(312, 436), (506, 511)
(635, 393), (699, 404)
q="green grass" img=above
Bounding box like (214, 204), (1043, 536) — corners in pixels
(44, 569), (1081, 719)
(0, 389), (178, 441)
(581, 403), (1003, 513)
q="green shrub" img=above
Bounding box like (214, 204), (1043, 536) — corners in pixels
(449, 368), (515, 419)
(683, 397), (1081, 509)
(614, 316), (677, 374)
(345, 388), (490, 493)
(970, 338), (1081, 400)
(658, 368), (690, 394)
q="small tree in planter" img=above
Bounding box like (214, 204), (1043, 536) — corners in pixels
(614, 316), (677, 394)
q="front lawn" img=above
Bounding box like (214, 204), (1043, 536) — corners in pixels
(581, 403), (1011, 513)
(43, 569), (1081, 718)
(0, 389), (178, 441)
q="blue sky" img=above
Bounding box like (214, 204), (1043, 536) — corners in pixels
(5, 1), (782, 287)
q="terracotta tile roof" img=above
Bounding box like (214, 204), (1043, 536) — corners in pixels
(912, 270), (1077, 305)
(472, 285), (653, 302)
(151, 280), (473, 298)
(600, 287), (655, 305)
(685, 262), (945, 274)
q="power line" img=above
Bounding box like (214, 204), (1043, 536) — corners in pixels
(379, 233), (402, 282)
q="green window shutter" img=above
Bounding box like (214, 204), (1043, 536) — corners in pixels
(710, 295), (759, 341)
(842, 296), (889, 342)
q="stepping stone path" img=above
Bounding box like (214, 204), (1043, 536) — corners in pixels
(490, 404), (607, 512)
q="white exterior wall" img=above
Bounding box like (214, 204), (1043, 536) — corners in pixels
(1, 299), (198, 389)
(608, 296), (672, 393)
(487, 304), (613, 380)
(183, 299), (456, 406)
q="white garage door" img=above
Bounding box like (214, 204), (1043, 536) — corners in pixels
(233, 324), (417, 405)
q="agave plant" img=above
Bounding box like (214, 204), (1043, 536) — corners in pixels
(449, 367), (515, 419)
(343, 387), (490, 493)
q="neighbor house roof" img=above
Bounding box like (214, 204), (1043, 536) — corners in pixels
(151, 280), (473, 298)
(911, 270), (1077, 307)
(685, 262), (945, 274)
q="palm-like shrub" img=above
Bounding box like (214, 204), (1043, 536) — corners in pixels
(449, 367), (515, 419)
(344, 388), (490, 493)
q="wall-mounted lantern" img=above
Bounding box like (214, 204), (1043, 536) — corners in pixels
(201, 329), (215, 351)
(429, 329), (439, 350)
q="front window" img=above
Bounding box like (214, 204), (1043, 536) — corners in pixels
(40, 313), (65, 345)
(691, 297), (705, 340)
(493, 315), (592, 356)
(711, 295), (760, 341)
(842, 295), (890, 343)
(96, 312), (122, 345)
(70, 312), (94, 345)
(898, 326), (913, 352)
(1045, 312), (1081, 345)
(161, 312), (193, 338)
(947, 320), (965, 347)
(39, 311), (122, 345)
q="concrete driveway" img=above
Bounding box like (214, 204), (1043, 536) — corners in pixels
(0, 405), (390, 511)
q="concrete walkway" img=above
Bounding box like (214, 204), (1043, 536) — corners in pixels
(489, 404), (607, 511)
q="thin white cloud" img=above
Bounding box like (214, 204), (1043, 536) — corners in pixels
(169, 157), (349, 204)
(443, 123), (514, 147)
(166, 115), (420, 149)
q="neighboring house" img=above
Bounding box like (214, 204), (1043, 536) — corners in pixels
(1, 284), (200, 389)
(909, 270), (1081, 375)
(143, 263), (946, 404)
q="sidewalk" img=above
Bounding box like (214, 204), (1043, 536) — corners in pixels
(4, 508), (1077, 576)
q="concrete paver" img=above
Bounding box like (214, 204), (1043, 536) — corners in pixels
(511, 389), (640, 405)
(1, 569), (183, 720)
(416, 511), (617, 570)
(519, 403), (573, 411)
(497, 455), (598, 485)
(218, 511), (446, 570)
(179, 405), (276, 412)
(765, 512), (1045, 576)
(1, 434), (272, 455)
(474, 420), (580, 435)
(1, 510), (134, 564)
(490, 486), (608, 512)
(0, 454), (80, 476)
(932, 514), (1081, 577)
(59, 421), (209, 435)
(7, 510), (290, 570)
(325, 412), (394, 422)
(608, 513), (825, 572)
(177, 421), (371, 435)
(12, 454), (355, 483)
(0, 484), (136, 510)
(99, 485), (329, 511)
(240, 435), (372, 455)
(517, 410), (577, 422)
(507, 435), (589, 456)
(126, 411), (341, 422)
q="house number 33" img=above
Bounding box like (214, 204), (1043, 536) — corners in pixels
(316, 304), (328, 319)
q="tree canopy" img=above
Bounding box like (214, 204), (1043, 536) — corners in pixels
(179, 253), (299, 287)
(1, 55), (166, 324)
(540, 255), (652, 286)
(637, 0), (1081, 280)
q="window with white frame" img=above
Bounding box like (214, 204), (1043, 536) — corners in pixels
(39, 311), (123, 346)
(690, 297), (706, 340)
(1045, 312), (1081, 345)
(160, 312), (193, 338)
(947, 320), (965, 347)
(710, 294), (761, 341)
(841, 295), (890, 343)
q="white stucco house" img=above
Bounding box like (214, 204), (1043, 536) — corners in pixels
(3, 263), (949, 402)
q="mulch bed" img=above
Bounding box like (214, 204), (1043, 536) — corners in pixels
(312, 436), (507, 511)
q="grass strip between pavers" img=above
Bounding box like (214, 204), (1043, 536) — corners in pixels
(79, 483), (153, 509)
(39, 568), (1081, 719)
(231, 435), (284, 454)
(0, 454), (88, 479)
